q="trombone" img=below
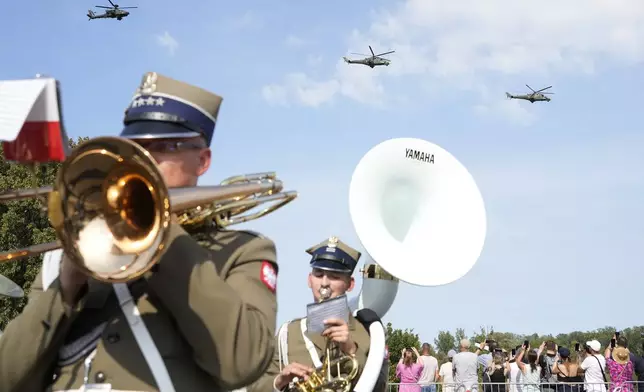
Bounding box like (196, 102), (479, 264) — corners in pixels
(0, 136), (297, 283)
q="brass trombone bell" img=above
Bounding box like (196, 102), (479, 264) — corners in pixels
(0, 136), (297, 283)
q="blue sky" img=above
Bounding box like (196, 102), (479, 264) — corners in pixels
(3, 0), (644, 345)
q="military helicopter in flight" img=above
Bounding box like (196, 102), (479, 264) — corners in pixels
(343, 46), (395, 68)
(87, 0), (137, 21)
(506, 85), (554, 103)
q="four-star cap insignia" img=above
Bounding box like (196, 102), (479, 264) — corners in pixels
(130, 96), (165, 108)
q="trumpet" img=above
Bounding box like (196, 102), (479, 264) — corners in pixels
(0, 136), (297, 282)
(288, 287), (359, 392)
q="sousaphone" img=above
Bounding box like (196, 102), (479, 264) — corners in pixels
(347, 138), (487, 391)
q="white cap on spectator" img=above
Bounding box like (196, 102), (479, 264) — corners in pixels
(448, 349), (457, 358)
(586, 340), (601, 352)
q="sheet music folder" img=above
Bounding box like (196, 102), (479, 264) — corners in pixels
(306, 294), (350, 334)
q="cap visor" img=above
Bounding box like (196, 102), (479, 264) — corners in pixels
(311, 259), (352, 273)
(120, 121), (201, 140)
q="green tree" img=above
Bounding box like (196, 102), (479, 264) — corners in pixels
(434, 330), (457, 355)
(0, 136), (89, 330)
(455, 327), (467, 344)
(386, 322), (421, 382)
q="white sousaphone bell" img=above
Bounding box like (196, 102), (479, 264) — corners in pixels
(347, 137), (487, 391)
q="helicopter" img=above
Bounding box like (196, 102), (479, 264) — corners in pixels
(87, 0), (137, 21)
(343, 46), (395, 68)
(506, 85), (554, 103)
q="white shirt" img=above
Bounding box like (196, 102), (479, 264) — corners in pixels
(439, 362), (455, 391)
(581, 354), (607, 392)
(418, 355), (439, 384)
(508, 362), (523, 392)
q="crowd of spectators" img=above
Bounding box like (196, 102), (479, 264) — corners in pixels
(394, 334), (644, 392)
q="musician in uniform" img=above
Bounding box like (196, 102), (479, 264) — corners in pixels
(248, 236), (387, 392)
(0, 72), (279, 392)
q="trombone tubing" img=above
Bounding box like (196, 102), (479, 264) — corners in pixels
(0, 179), (284, 263)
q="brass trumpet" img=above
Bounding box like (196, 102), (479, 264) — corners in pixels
(0, 136), (297, 283)
(288, 288), (359, 392)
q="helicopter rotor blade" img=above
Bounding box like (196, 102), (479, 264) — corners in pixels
(369, 46), (375, 57)
(350, 53), (369, 56)
(95, 5), (111, 8)
(119, 6), (137, 8)
(525, 84), (536, 93)
(536, 86), (552, 92)
(376, 51), (395, 56)
(108, 0), (116, 6)
(541, 92), (554, 94)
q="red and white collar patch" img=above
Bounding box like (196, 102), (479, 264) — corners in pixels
(260, 261), (277, 293)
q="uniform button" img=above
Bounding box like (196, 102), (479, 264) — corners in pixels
(95, 371), (107, 383)
(52, 369), (60, 382)
(106, 332), (120, 343)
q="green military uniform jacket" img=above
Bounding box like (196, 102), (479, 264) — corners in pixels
(249, 313), (387, 392)
(0, 223), (279, 392)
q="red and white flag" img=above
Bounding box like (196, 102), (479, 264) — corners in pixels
(0, 77), (67, 163)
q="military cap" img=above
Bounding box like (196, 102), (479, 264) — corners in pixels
(306, 236), (361, 274)
(121, 72), (222, 147)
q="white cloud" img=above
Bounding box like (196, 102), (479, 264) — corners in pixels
(306, 54), (323, 67)
(262, 0), (644, 119)
(156, 31), (178, 56)
(262, 73), (340, 108)
(284, 35), (308, 47)
(262, 61), (387, 108)
(227, 11), (263, 31)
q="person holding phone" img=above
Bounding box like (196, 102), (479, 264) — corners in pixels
(506, 349), (523, 392)
(397, 347), (425, 392)
(515, 342), (541, 392)
(616, 335), (644, 392)
(551, 347), (583, 392)
(604, 334), (634, 392)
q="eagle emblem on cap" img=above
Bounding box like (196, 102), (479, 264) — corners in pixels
(136, 72), (158, 95)
(327, 236), (339, 248)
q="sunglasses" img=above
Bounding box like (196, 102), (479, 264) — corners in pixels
(136, 140), (204, 153)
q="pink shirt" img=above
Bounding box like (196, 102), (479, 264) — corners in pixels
(396, 362), (424, 392)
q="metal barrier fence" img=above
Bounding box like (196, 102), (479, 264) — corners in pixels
(384, 382), (642, 392)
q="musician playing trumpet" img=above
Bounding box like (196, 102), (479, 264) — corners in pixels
(248, 236), (387, 392)
(0, 72), (279, 392)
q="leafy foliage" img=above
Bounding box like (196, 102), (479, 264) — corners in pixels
(434, 330), (457, 356)
(0, 137), (89, 330)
